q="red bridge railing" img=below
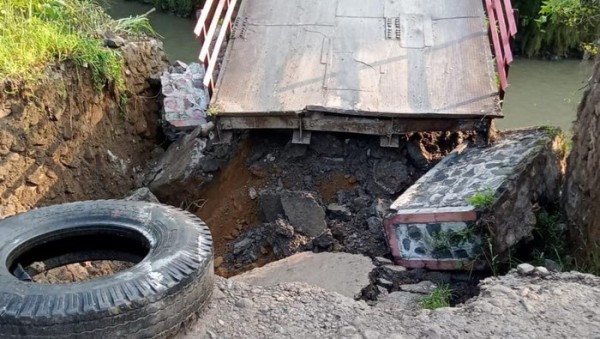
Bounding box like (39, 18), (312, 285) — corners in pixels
(484, 0), (517, 96)
(194, 0), (239, 94)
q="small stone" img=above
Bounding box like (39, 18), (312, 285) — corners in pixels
(214, 256), (224, 268)
(125, 187), (159, 203)
(248, 187), (258, 200)
(517, 263), (535, 275)
(217, 319), (225, 326)
(406, 140), (431, 170)
(402, 238), (411, 251)
(104, 36), (126, 48)
(0, 105), (10, 119)
(170, 60), (188, 73)
(367, 217), (384, 236)
(383, 265), (407, 273)
(313, 230), (334, 249)
(414, 247), (427, 255)
(280, 191), (326, 237)
(363, 330), (382, 339)
(6, 152), (20, 162)
(370, 198), (390, 218)
(235, 292), (257, 309)
(106, 150), (119, 164)
(327, 203), (352, 220)
(375, 256), (393, 265)
(534, 266), (550, 277)
(407, 225), (422, 240)
(544, 259), (562, 272)
(426, 223), (441, 235)
(400, 280), (437, 294)
(26, 170), (48, 186)
(338, 326), (358, 336)
(378, 278), (393, 286)
(233, 238), (253, 254)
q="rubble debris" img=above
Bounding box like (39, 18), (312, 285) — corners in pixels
(160, 61), (210, 140)
(125, 187), (160, 203)
(280, 191), (327, 237)
(386, 128), (564, 269)
(232, 252), (374, 298)
(144, 127), (237, 203)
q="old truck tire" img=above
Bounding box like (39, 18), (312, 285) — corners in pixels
(0, 200), (214, 338)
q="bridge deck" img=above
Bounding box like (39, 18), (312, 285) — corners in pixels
(211, 0), (502, 137)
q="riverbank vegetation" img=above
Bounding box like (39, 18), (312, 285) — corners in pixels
(132, 0), (201, 17)
(0, 0), (153, 92)
(514, 0), (600, 58)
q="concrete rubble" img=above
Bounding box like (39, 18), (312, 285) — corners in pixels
(160, 61), (211, 139)
(384, 128), (564, 269)
(143, 126), (235, 203)
(232, 252), (374, 298)
(124, 187), (160, 203)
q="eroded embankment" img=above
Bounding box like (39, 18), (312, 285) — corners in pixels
(0, 38), (168, 218)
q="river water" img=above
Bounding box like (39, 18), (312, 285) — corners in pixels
(500, 59), (592, 133)
(104, 0), (199, 63)
(106, 1), (594, 133)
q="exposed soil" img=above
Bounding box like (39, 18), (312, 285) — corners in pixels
(32, 261), (134, 284)
(317, 173), (358, 204)
(0, 38), (168, 218)
(194, 139), (264, 260)
(182, 130), (469, 277)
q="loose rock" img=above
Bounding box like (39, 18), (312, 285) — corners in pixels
(125, 187), (160, 203)
(517, 263), (535, 276)
(280, 191), (326, 237)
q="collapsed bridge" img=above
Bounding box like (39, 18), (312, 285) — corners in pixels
(190, 0), (516, 146)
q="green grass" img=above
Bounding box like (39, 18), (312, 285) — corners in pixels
(466, 188), (496, 210)
(420, 284), (453, 309)
(0, 0), (155, 93)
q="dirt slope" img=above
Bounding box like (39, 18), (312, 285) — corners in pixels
(0, 38), (168, 218)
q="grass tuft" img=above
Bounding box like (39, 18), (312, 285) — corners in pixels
(0, 0), (154, 95)
(420, 284), (453, 309)
(466, 188), (496, 210)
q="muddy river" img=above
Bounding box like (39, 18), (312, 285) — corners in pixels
(107, 1), (594, 133)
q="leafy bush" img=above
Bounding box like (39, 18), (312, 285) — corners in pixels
(514, 0), (600, 57)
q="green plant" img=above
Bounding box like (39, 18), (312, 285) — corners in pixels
(207, 105), (222, 116)
(153, 0), (196, 17)
(420, 284), (453, 309)
(541, 125), (563, 137)
(0, 0), (155, 96)
(482, 236), (500, 276)
(431, 227), (476, 252)
(514, 0), (600, 57)
(532, 210), (568, 268)
(466, 188), (496, 210)
(114, 9), (160, 37)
